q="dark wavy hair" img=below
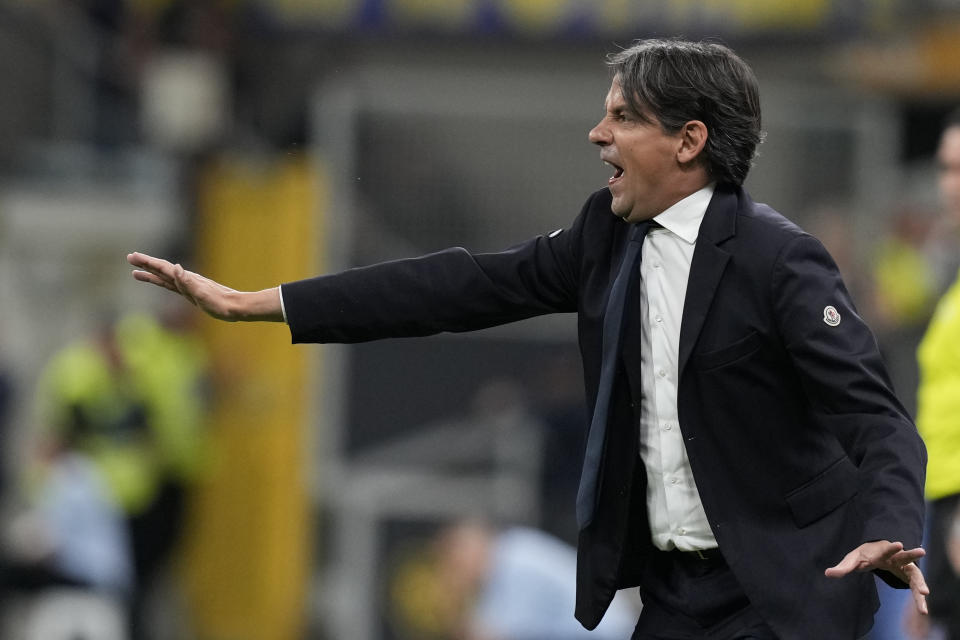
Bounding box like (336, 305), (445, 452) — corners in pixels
(607, 39), (764, 186)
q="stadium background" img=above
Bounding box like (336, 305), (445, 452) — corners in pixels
(1, 1), (959, 638)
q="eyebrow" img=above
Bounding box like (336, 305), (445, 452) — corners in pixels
(603, 88), (644, 120)
(608, 101), (642, 121)
(605, 97), (628, 114)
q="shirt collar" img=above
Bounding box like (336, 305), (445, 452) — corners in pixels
(650, 183), (715, 245)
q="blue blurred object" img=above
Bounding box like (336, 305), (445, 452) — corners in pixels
(870, 574), (912, 640)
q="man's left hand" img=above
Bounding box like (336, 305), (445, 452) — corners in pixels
(825, 540), (929, 615)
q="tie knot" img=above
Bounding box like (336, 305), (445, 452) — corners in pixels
(631, 218), (662, 242)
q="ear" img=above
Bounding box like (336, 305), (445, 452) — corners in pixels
(676, 120), (708, 165)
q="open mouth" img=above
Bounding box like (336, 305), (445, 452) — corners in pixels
(604, 160), (624, 185)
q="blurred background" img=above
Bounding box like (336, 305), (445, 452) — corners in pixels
(0, 1), (958, 639)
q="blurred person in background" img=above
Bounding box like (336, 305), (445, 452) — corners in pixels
(128, 38), (928, 640)
(872, 208), (939, 333)
(922, 111), (960, 301)
(1, 411), (132, 640)
(803, 202), (865, 296)
(430, 520), (637, 640)
(868, 205), (940, 423)
(910, 107), (960, 640)
(33, 309), (209, 639)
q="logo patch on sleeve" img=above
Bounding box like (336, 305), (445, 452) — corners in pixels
(823, 306), (841, 326)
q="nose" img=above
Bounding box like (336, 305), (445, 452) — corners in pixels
(589, 120), (610, 146)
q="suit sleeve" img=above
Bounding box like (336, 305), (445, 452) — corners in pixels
(771, 234), (927, 571)
(280, 194), (592, 344)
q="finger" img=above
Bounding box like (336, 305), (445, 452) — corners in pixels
(132, 270), (179, 293)
(127, 252), (169, 271)
(896, 562), (930, 616)
(904, 563), (931, 596)
(865, 541), (906, 569)
(127, 253), (180, 283)
(912, 582), (929, 616)
(825, 550), (860, 578)
(132, 264), (176, 288)
(126, 252), (149, 267)
(889, 548), (926, 568)
(876, 540), (904, 559)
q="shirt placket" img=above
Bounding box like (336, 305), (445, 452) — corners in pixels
(647, 235), (687, 540)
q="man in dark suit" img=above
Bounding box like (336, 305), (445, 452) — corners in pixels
(128, 39), (929, 639)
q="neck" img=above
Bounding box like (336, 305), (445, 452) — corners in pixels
(657, 175), (712, 215)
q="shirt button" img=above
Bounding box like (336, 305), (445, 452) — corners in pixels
(670, 478), (679, 485)
(663, 423), (672, 431)
(655, 315), (663, 323)
(679, 528), (687, 535)
(658, 369), (667, 378)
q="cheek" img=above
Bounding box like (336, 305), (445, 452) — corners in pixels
(626, 162), (656, 192)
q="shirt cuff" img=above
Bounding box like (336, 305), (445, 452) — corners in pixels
(278, 285), (288, 324)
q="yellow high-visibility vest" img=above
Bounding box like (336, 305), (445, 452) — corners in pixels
(917, 269), (960, 500)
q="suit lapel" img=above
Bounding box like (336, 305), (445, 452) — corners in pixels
(678, 185), (738, 377)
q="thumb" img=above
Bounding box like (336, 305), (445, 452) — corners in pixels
(825, 550), (859, 578)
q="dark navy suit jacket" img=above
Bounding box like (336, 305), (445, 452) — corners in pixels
(282, 184), (926, 640)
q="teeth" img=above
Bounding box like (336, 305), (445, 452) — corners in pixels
(604, 161), (623, 177)
(603, 159), (624, 181)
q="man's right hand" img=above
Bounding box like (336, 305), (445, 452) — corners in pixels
(127, 252), (284, 323)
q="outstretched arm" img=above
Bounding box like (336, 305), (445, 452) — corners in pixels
(127, 252), (284, 323)
(768, 235), (929, 615)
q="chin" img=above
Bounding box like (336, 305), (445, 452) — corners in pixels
(610, 200), (631, 220)
(612, 204), (643, 223)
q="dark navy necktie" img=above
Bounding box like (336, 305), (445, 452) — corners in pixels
(576, 220), (653, 530)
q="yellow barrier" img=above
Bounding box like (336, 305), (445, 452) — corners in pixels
(183, 155), (324, 640)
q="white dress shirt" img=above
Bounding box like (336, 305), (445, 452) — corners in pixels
(639, 183), (718, 551)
